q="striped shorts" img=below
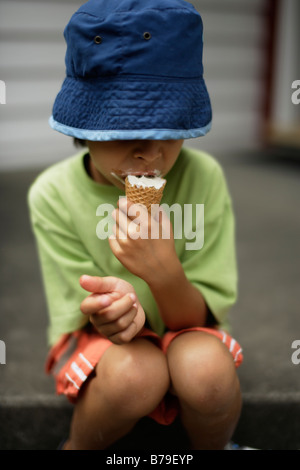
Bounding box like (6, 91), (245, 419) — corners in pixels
(45, 325), (243, 426)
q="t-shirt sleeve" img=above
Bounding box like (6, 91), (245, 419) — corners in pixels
(180, 162), (238, 328)
(27, 178), (101, 346)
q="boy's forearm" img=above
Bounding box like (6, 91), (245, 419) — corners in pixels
(147, 259), (208, 331)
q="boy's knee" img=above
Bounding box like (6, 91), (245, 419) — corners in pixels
(167, 332), (240, 413)
(95, 338), (170, 417)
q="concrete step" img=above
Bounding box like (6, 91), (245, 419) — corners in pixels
(1, 393), (300, 450)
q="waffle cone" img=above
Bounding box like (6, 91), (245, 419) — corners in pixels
(125, 177), (166, 213)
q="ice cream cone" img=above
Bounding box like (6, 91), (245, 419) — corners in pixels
(125, 175), (166, 213)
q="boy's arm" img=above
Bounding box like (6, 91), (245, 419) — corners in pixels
(27, 181), (105, 345)
(145, 257), (208, 330)
(109, 200), (210, 331)
(28, 182), (146, 345)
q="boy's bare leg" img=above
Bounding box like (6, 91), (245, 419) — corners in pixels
(167, 331), (242, 450)
(64, 337), (170, 450)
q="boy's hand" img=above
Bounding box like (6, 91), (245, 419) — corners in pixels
(109, 198), (179, 285)
(79, 275), (145, 345)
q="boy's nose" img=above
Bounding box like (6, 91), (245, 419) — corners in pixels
(133, 141), (162, 163)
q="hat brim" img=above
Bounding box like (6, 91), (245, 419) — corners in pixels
(50, 76), (212, 141)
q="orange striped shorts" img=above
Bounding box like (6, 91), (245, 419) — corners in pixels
(45, 325), (243, 426)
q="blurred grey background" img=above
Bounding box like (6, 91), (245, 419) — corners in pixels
(0, 0), (299, 168)
(0, 0), (300, 449)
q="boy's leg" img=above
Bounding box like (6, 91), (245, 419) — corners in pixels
(166, 331), (242, 450)
(64, 337), (170, 450)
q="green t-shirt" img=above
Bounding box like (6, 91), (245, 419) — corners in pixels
(28, 146), (238, 346)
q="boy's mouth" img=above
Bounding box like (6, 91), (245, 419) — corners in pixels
(111, 169), (161, 184)
(128, 172), (157, 178)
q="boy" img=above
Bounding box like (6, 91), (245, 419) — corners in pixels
(28, 0), (243, 450)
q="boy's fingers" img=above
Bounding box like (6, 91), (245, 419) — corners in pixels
(80, 275), (120, 294)
(152, 207), (173, 237)
(111, 219), (127, 240)
(81, 291), (136, 319)
(80, 293), (114, 316)
(109, 322), (138, 345)
(112, 207), (128, 227)
(118, 198), (149, 222)
(91, 293), (136, 324)
(92, 306), (137, 338)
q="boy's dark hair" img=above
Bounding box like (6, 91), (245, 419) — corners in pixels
(74, 138), (86, 148)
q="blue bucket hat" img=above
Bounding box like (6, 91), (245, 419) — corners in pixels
(49, 0), (212, 141)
